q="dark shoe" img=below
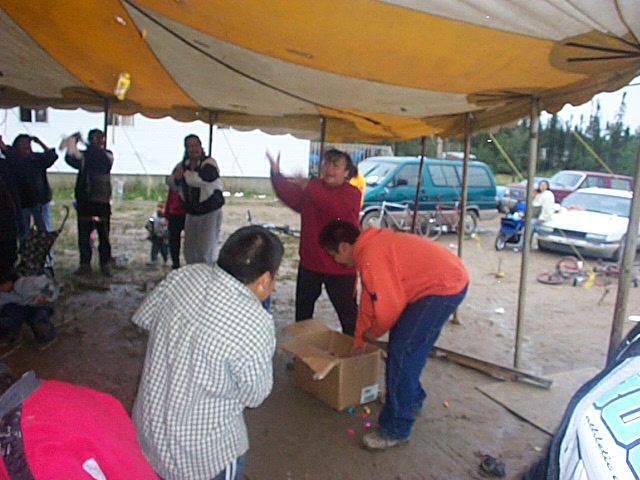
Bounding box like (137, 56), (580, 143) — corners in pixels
(74, 265), (92, 276)
(480, 454), (506, 477)
(362, 430), (409, 451)
(100, 264), (112, 277)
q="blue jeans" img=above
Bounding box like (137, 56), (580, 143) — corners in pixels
(378, 284), (468, 440)
(20, 203), (50, 238)
(212, 455), (245, 480)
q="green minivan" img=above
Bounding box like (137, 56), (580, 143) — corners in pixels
(358, 156), (499, 232)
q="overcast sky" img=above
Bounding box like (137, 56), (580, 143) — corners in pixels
(543, 76), (640, 131)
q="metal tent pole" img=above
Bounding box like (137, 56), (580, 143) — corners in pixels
(514, 97), (539, 369)
(608, 140), (640, 361)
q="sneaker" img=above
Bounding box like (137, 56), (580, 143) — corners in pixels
(100, 264), (112, 277)
(362, 430), (409, 451)
(74, 265), (92, 276)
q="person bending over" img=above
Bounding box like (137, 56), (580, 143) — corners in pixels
(319, 220), (469, 451)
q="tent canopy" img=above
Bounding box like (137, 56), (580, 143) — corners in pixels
(1, 1), (639, 141)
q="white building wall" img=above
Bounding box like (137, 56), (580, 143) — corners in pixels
(0, 108), (310, 177)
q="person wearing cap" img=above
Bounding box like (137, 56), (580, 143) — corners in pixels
(61, 129), (114, 277)
(319, 219), (469, 451)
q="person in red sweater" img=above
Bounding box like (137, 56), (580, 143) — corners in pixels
(0, 364), (157, 479)
(319, 220), (469, 451)
(164, 187), (186, 269)
(268, 149), (361, 335)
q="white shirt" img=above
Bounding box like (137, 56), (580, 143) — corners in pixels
(532, 189), (556, 222)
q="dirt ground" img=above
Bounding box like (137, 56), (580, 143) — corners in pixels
(4, 195), (640, 480)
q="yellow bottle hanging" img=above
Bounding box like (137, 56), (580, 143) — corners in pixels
(114, 73), (131, 100)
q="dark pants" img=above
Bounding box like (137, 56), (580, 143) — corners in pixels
(0, 304), (57, 343)
(378, 284), (468, 440)
(77, 214), (111, 266)
(168, 214), (185, 268)
(295, 265), (357, 336)
(150, 237), (168, 263)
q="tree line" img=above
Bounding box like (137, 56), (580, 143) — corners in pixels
(385, 96), (639, 182)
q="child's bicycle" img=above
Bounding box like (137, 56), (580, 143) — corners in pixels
(536, 256), (639, 287)
(246, 210), (300, 237)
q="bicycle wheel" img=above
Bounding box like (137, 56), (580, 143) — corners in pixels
(536, 271), (564, 285)
(556, 256), (581, 279)
(361, 210), (389, 229)
(425, 214), (442, 240)
(412, 215), (430, 237)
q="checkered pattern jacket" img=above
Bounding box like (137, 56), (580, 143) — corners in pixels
(132, 264), (275, 480)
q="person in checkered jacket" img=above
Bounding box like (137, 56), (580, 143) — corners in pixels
(131, 225), (284, 480)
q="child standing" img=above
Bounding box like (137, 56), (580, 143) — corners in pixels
(145, 202), (169, 266)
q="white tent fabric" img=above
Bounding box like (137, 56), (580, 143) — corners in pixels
(1, 1), (639, 141)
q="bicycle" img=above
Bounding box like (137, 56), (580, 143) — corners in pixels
(246, 210), (301, 237)
(360, 201), (435, 237)
(536, 256), (610, 287)
(424, 202), (478, 241)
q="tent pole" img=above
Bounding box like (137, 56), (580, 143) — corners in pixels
(514, 97), (540, 369)
(457, 113), (471, 261)
(410, 136), (427, 231)
(102, 97), (109, 143)
(607, 141), (640, 361)
(207, 111), (217, 157)
(317, 116), (327, 179)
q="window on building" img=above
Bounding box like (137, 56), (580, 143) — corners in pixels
(19, 108), (48, 123)
(108, 113), (134, 126)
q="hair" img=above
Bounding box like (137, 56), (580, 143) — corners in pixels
(217, 226), (284, 284)
(11, 134), (31, 148)
(87, 129), (103, 140)
(323, 148), (356, 180)
(183, 134), (205, 162)
(318, 220), (360, 252)
(538, 180), (549, 192)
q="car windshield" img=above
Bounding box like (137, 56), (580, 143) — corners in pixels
(550, 172), (583, 188)
(358, 160), (396, 186)
(561, 191), (631, 217)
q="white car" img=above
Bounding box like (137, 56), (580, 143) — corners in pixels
(536, 187), (638, 261)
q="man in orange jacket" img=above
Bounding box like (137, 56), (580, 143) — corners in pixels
(319, 220), (469, 451)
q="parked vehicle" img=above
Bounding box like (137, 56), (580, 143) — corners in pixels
(358, 156), (498, 232)
(500, 170), (633, 212)
(495, 201), (526, 251)
(499, 176), (550, 212)
(536, 187), (639, 261)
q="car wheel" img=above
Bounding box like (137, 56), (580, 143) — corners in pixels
(463, 211), (478, 236)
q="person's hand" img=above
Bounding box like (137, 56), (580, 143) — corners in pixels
(350, 344), (366, 356)
(362, 330), (377, 343)
(288, 175), (309, 189)
(173, 163), (184, 180)
(266, 150), (280, 175)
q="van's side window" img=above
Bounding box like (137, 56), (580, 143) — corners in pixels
(429, 165), (459, 187)
(391, 165), (419, 187)
(460, 166), (494, 188)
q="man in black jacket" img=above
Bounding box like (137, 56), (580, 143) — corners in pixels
(61, 129), (114, 277)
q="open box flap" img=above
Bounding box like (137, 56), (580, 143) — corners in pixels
(283, 318), (331, 337)
(279, 337), (341, 380)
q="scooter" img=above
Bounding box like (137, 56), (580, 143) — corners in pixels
(495, 201), (526, 251)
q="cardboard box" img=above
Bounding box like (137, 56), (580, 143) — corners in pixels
(279, 319), (382, 411)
